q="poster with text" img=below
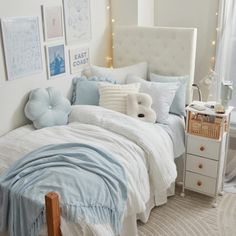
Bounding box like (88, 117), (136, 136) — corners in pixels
(69, 47), (89, 74)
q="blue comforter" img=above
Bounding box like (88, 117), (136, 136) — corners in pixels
(0, 143), (127, 236)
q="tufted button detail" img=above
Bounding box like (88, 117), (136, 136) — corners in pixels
(24, 87), (72, 129)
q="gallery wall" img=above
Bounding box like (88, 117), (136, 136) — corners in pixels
(0, 0), (111, 136)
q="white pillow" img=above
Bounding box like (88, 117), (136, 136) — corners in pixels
(126, 93), (157, 123)
(85, 62), (148, 84)
(98, 83), (140, 114)
(126, 75), (179, 123)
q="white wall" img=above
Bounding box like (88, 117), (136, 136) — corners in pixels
(111, 0), (138, 25)
(111, 0), (154, 26)
(138, 0), (154, 26)
(155, 0), (219, 93)
(0, 0), (111, 136)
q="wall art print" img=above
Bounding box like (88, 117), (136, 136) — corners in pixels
(69, 47), (89, 74)
(1, 16), (43, 80)
(63, 0), (91, 45)
(46, 43), (66, 79)
(42, 4), (64, 41)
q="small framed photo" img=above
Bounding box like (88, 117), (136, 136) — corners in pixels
(46, 43), (66, 79)
(42, 5), (64, 41)
(69, 47), (90, 74)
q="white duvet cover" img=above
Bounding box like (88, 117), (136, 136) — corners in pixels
(0, 105), (177, 236)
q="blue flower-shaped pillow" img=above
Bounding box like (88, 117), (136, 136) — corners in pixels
(25, 87), (72, 129)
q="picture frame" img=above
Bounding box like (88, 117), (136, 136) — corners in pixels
(63, 0), (91, 45)
(69, 47), (90, 74)
(46, 43), (66, 79)
(42, 4), (64, 41)
(1, 16), (43, 81)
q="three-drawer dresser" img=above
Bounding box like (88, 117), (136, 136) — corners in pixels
(181, 101), (233, 207)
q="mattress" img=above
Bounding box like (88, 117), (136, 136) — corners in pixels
(0, 107), (183, 236)
(160, 114), (185, 158)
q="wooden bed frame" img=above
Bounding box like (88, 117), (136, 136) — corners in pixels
(45, 192), (61, 236)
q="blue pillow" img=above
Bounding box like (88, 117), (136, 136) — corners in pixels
(25, 87), (72, 129)
(72, 76), (117, 105)
(150, 73), (188, 116)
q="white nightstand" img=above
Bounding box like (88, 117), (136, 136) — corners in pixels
(181, 101), (233, 207)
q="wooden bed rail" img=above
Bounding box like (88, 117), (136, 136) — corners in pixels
(45, 192), (62, 236)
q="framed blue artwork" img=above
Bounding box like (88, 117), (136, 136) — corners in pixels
(46, 43), (66, 79)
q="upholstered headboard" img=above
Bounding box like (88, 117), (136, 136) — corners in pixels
(113, 26), (197, 104)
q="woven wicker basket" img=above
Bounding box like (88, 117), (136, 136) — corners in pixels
(188, 112), (225, 140)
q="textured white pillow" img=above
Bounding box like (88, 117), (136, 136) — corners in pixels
(126, 75), (179, 123)
(126, 93), (156, 123)
(85, 62), (147, 84)
(98, 83), (140, 114)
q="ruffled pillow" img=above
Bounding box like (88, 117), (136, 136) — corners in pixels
(71, 76), (116, 105)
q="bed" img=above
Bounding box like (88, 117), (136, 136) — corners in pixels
(0, 26), (197, 236)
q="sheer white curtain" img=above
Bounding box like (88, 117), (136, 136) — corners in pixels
(214, 0), (236, 107)
(215, 0), (236, 193)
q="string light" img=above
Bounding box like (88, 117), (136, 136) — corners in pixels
(106, 56), (113, 61)
(207, 12), (219, 79)
(105, 1), (113, 68)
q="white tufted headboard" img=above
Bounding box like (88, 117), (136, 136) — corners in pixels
(113, 26), (197, 104)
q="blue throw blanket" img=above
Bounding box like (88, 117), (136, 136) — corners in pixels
(0, 143), (127, 236)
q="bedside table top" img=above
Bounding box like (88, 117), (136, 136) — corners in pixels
(186, 101), (234, 117)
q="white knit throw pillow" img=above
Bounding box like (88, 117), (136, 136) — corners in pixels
(98, 83), (140, 114)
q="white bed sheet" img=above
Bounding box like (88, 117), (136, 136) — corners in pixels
(0, 106), (181, 236)
(161, 114), (185, 158)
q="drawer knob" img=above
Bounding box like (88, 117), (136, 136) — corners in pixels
(200, 146), (205, 151)
(198, 164), (203, 169)
(197, 181), (202, 186)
